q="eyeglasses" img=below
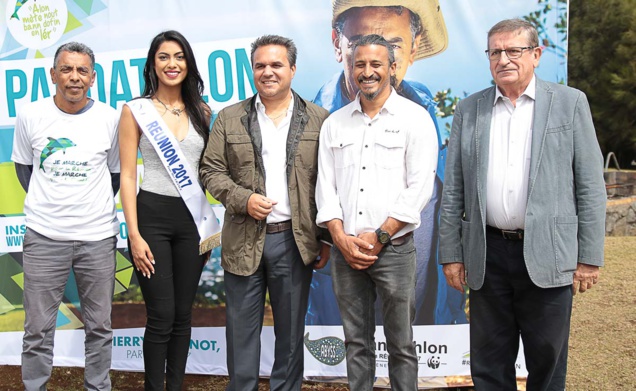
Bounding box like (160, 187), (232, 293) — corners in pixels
(485, 46), (536, 61)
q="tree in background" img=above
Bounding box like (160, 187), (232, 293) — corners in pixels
(524, 0), (568, 82)
(568, 0), (636, 168)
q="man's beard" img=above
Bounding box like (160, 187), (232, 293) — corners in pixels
(359, 75), (396, 101)
(361, 89), (382, 101)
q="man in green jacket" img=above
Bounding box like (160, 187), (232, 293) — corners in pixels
(199, 34), (330, 391)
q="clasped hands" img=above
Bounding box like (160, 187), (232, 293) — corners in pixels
(333, 231), (383, 270)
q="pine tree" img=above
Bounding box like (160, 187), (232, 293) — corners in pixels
(568, 0), (636, 168)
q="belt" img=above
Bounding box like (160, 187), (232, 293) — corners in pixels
(486, 225), (524, 241)
(391, 232), (413, 246)
(266, 220), (292, 234)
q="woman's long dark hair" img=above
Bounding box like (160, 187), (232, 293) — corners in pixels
(142, 30), (210, 147)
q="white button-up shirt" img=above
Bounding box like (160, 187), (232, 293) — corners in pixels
(316, 89), (438, 238)
(486, 76), (536, 230)
(256, 94), (294, 224)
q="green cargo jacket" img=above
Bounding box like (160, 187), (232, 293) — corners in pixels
(199, 91), (330, 276)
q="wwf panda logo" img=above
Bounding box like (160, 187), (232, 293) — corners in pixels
(427, 356), (440, 369)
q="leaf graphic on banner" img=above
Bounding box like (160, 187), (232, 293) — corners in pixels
(303, 333), (346, 365)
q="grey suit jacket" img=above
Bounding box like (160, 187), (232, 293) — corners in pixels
(439, 77), (606, 290)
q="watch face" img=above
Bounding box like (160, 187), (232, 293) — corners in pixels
(377, 229), (390, 244)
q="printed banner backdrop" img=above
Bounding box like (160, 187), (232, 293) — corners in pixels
(0, 0), (567, 387)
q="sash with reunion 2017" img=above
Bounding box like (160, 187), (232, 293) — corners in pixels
(127, 98), (221, 254)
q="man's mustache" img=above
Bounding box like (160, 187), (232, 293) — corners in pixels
(357, 75), (381, 83)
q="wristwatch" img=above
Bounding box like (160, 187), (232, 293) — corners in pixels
(375, 228), (391, 245)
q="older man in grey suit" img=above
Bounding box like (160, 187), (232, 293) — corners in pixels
(439, 19), (606, 391)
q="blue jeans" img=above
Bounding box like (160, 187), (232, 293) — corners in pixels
(332, 236), (418, 391)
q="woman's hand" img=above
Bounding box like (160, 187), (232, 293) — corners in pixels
(130, 235), (155, 278)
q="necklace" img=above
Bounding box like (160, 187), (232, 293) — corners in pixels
(265, 94), (292, 121)
(155, 96), (184, 116)
(267, 111), (287, 121)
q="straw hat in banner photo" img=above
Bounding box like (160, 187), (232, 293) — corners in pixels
(332, 0), (449, 60)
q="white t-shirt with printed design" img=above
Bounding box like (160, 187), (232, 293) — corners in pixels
(12, 97), (120, 241)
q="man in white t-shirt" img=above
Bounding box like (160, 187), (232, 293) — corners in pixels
(11, 42), (120, 391)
